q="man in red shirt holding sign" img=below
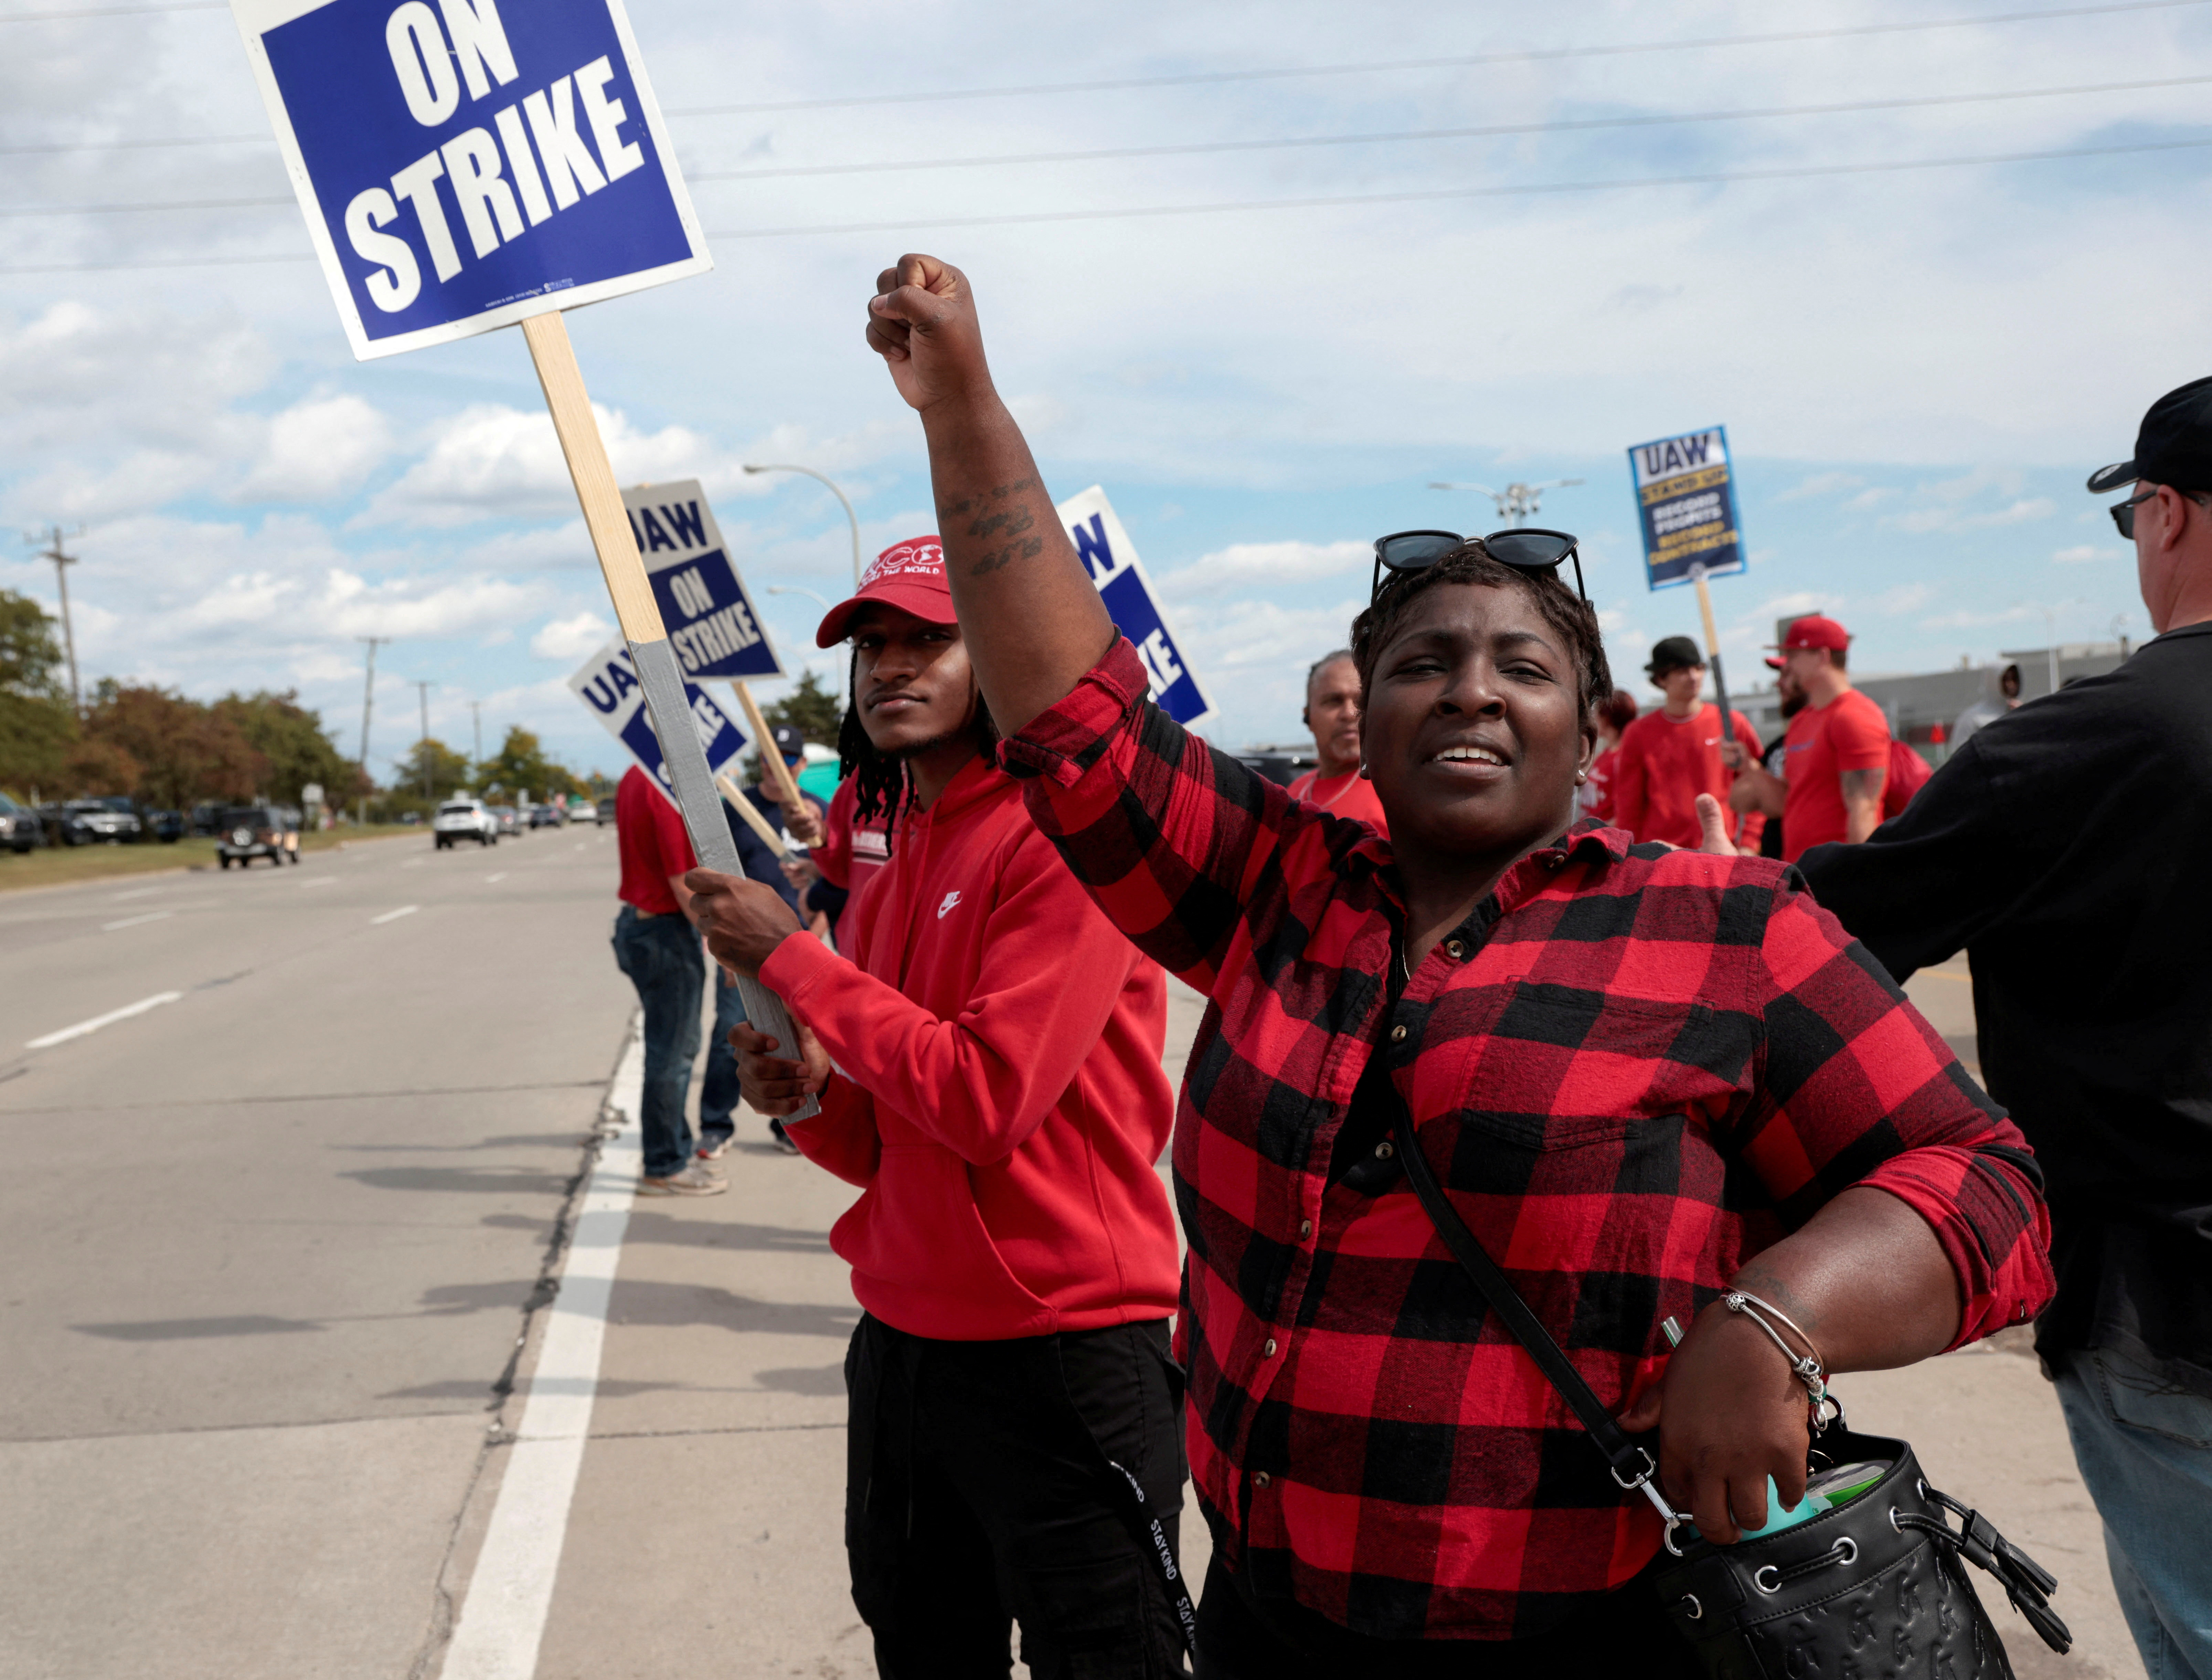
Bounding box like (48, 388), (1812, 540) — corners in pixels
(1725, 615), (1892, 860)
(1612, 635), (1764, 850)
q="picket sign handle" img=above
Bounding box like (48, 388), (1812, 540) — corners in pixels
(728, 679), (809, 812)
(1689, 564), (1736, 747)
(521, 309), (818, 1122)
(717, 772), (789, 860)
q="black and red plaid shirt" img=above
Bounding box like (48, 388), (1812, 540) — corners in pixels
(1002, 640), (2054, 1643)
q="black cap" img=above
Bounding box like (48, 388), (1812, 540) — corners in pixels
(2087, 376), (2212, 495)
(769, 722), (805, 757)
(1646, 635), (1705, 677)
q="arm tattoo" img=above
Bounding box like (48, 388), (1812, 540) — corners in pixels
(971, 533), (1043, 575)
(1839, 768), (1886, 803)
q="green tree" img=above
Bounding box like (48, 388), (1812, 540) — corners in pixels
(215, 690), (361, 806)
(78, 679), (266, 809)
(0, 589), (76, 797)
(393, 737), (474, 805)
(476, 725), (583, 803)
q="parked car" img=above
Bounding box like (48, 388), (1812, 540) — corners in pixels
(432, 798), (499, 849)
(566, 796), (599, 826)
(528, 802), (565, 829)
(45, 798), (143, 846)
(489, 804), (521, 836)
(0, 792), (42, 853)
(145, 809), (187, 844)
(595, 796), (617, 825)
(215, 805), (300, 868)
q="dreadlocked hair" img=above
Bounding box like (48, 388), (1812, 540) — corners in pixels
(835, 646), (1002, 841)
(1349, 542), (1612, 728)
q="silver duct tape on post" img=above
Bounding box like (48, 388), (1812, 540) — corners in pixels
(628, 635), (821, 1123)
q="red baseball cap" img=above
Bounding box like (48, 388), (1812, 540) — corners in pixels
(1765, 615), (1850, 669)
(814, 536), (953, 647)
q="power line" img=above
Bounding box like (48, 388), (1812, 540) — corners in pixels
(0, 133), (266, 157)
(661, 0), (2212, 117)
(2, 130), (2204, 274)
(0, 0), (223, 19)
(11, 69), (2212, 219)
(686, 72), (2212, 182)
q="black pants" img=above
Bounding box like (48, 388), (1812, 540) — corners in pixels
(844, 1313), (1189, 1680)
(1193, 1555), (1702, 1680)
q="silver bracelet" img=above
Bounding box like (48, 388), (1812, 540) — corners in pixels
(1724, 1290), (1833, 1433)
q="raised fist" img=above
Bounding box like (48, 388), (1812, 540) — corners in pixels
(866, 254), (994, 413)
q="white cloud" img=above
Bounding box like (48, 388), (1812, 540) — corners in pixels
(1873, 583), (1937, 615)
(234, 395), (395, 503)
(1158, 539), (1368, 599)
(1890, 497), (2056, 535)
(1776, 472), (1865, 503)
(2053, 544), (2121, 564)
(531, 611), (615, 661)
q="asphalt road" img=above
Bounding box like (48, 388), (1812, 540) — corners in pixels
(0, 836), (2145, 1680)
(0, 827), (635, 1680)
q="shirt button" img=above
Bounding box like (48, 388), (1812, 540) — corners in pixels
(1253, 1471), (1272, 1489)
(1264, 1338), (1278, 1357)
(1444, 939), (1465, 959)
(1374, 1140), (1395, 1159)
(1299, 1219), (1313, 1240)
(1390, 1024), (1408, 1043)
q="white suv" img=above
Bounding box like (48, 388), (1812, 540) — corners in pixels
(432, 798), (499, 849)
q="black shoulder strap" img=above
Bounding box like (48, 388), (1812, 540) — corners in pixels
(1391, 1112), (1656, 1490)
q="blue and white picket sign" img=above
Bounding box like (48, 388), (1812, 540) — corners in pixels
(1054, 486), (1216, 729)
(621, 478), (784, 683)
(232, 0), (710, 359)
(1627, 426), (1747, 591)
(566, 637), (747, 803)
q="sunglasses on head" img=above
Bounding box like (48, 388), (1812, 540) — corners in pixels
(1371, 528), (1587, 606)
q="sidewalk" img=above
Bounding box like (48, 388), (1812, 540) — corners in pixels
(443, 970), (2140, 1680)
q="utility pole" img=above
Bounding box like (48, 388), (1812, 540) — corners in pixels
(356, 636), (389, 828)
(25, 526), (85, 712)
(469, 699), (483, 781)
(413, 680), (437, 800)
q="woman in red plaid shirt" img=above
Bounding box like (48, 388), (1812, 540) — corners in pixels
(861, 257), (2055, 1678)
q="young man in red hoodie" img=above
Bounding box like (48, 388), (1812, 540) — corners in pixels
(682, 538), (1188, 1679)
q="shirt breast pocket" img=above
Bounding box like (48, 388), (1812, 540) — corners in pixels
(1436, 983), (1754, 1198)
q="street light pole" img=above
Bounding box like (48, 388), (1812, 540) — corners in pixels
(744, 463), (863, 584)
(25, 525), (85, 712)
(469, 699), (482, 777)
(356, 636), (389, 828)
(766, 583), (833, 613)
(413, 679), (437, 800)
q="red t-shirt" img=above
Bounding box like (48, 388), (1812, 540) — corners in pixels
(615, 766), (695, 915)
(1285, 767), (1389, 833)
(1611, 703), (1765, 851)
(1883, 739), (1933, 819)
(1580, 745), (1621, 823)
(1780, 688), (1892, 861)
(813, 775), (894, 900)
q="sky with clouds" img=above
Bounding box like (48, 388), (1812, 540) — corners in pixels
(3, 0), (2208, 781)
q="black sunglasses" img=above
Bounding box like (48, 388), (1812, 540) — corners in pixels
(2109, 487), (2156, 539)
(1370, 527), (1587, 606)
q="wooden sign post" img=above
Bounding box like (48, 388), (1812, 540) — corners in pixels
(524, 314), (816, 1117)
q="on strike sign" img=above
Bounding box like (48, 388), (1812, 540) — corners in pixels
(567, 637), (747, 800)
(1627, 426), (1747, 591)
(1053, 486), (1215, 729)
(232, 0), (710, 359)
(622, 479), (784, 683)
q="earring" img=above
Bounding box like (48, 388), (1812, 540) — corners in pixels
(1575, 771), (1587, 784)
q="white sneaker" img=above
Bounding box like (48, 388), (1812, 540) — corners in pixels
(638, 1163), (726, 1197)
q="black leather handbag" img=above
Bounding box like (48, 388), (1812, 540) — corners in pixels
(1391, 1114), (2072, 1679)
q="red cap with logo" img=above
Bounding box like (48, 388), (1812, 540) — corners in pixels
(1764, 613), (1850, 669)
(814, 536), (953, 647)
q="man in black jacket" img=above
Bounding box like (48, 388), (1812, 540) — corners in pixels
(1795, 378), (2212, 1680)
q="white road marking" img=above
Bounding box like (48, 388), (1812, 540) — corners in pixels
(572, 843), (585, 851)
(437, 1022), (643, 1680)
(26, 991), (183, 1050)
(300, 876), (334, 888)
(370, 905), (419, 925)
(109, 885), (166, 902)
(486, 872), (508, 883)
(101, 911), (173, 932)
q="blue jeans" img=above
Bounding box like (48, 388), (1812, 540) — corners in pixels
(699, 966), (748, 1142)
(2053, 1347), (2212, 1680)
(609, 905), (704, 1179)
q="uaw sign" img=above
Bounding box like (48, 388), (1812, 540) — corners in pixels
(622, 479), (784, 682)
(232, 0), (710, 359)
(567, 638), (747, 802)
(1054, 487), (1215, 729)
(1628, 426), (1746, 591)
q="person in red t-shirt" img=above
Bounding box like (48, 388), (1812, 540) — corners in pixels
(682, 538), (1186, 1676)
(1724, 616), (1892, 861)
(1611, 636), (1765, 850)
(1284, 648), (1388, 831)
(1575, 688), (1640, 824)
